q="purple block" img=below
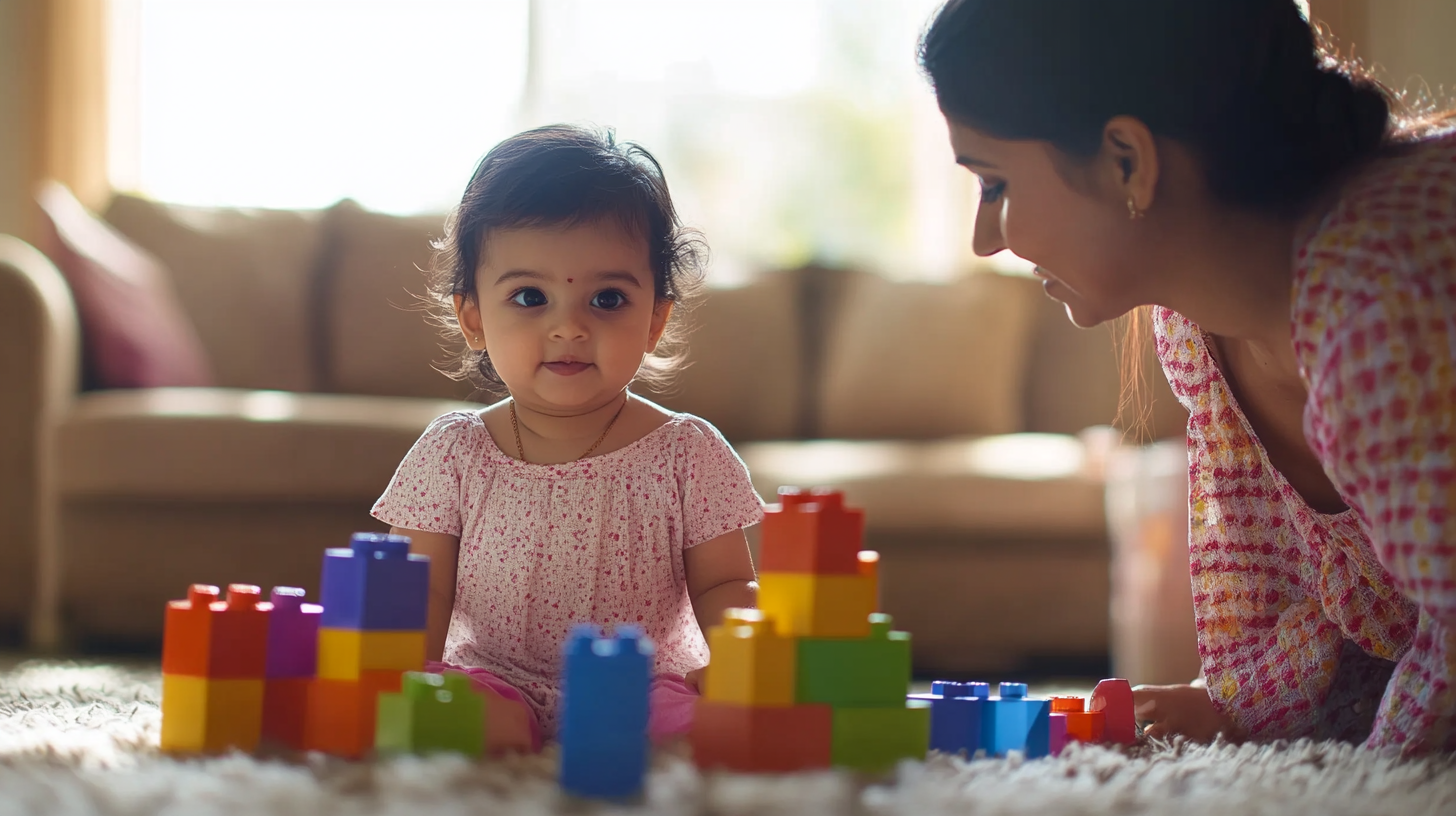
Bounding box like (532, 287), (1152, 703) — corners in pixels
(319, 533), (430, 630)
(1049, 712), (1068, 757)
(265, 586), (322, 678)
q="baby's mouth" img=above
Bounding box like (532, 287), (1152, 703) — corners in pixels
(542, 360), (593, 376)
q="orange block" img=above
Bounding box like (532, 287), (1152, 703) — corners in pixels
(262, 677), (312, 750)
(1050, 694), (1107, 742)
(758, 487), (865, 574)
(162, 584), (271, 678)
(304, 670), (403, 758)
(691, 700), (833, 772)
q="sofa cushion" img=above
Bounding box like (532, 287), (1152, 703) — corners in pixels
(103, 195), (326, 393)
(644, 272), (804, 442)
(36, 183), (212, 389)
(818, 271), (1040, 440)
(737, 433), (1104, 538)
(56, 389), (474, 501)
(321, 201), (472, 401)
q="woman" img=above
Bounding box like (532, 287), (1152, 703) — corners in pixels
(919, 0), (1454, 754)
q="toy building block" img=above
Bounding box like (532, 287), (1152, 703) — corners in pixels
(265, 587), (321, 679)
(317, 628), (427, 681)
(1048, 712), (1068, 757)
(376, 671), (485, 757)
(797, 613), (910, 707)
(692, 700), (833, 772)
(262, 677), (311, 750)
(830, 700), (931, 773)
(911, 680), (989, 755)
(759, 487), (865, 574)
(704, 609), (796, 706)
(758, 573), (874, 638)
(161, 675), (265, 754)
(558, 625), (653, 799)
(1050, 695), (1104, 743)
(319, 532), (429, 631)
(858, 550), (880, 610)
(162, 583), (271, 678)
(304, 670), (405, 759)
(984, 682), (1052, 757)
(1092, 679), (1137, 745)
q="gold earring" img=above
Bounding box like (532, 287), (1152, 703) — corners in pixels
(1127, 197), (1145, 220)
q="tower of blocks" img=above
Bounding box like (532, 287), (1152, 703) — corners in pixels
(161, 532), (435, 759)
(559, 625), (654, 799)
(911, 677), (1137, 758)
(692, 487), (930, 773)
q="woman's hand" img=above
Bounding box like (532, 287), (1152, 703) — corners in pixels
(1132, 682), (1245, 743)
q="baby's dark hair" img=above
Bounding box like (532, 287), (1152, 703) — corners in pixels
(918, 0), (1441, 215)
(429, 124), (706, 393)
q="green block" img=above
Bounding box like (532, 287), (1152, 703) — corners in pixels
(797, 613), (911, 707)
(831, 700), (931, 772)
(375, 671), (485, 756)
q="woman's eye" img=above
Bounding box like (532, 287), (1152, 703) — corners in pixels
(509, 288), (547, 308)
(591, 290), (628, 310)
(979, 180), (1006, 204)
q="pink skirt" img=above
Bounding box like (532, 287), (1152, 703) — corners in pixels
(426, 661), (698, 753)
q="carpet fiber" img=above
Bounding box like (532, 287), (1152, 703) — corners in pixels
(1, 659), (1454, 815)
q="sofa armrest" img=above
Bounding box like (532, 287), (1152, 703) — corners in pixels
(0, 235), (80, 649)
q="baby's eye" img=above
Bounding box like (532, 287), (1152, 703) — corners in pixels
(591, 289), (628, 310)
(979, 179), (1007, 204)
(510, 287), (547, 308)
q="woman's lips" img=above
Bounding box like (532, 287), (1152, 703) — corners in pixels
(543, 361), (592, 376)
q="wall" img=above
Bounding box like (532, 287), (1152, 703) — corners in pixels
(1316, 0), (1456, 102)
(0, 0), (35, 242)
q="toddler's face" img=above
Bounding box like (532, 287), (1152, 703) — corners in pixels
(458, 220), (671, 413)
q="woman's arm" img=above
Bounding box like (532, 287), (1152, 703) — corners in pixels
(684, 528), (758, 635)
(392, 526), (460, 663)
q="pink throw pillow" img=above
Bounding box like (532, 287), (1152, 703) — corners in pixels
(36, 182), (213, 389)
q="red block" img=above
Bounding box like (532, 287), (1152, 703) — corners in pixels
(162, 584), (271, 678)
(692, 700), (833, 772)
(304, 670), (403, 759)
(1092, 678), (1137, 745)
(262, 677), (312, 750)
(758, 487), (865, 575)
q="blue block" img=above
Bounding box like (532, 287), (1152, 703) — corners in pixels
(1023, 698), (1052, 759)
(985, 682), (1052, 757)
(319, 533), (430, 630)
(559, 625), (653, 799)
(913, 680), (991, 755)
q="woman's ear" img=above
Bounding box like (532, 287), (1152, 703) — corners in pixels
(646, 300), (675, 351)
(1102, 116), (1160, 214)
(454, 293), (485, 350)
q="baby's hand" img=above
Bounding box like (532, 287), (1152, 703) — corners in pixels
(1132, 682), (1245, 743)
(684, 667), (705, 694)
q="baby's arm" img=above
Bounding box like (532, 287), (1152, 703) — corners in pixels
(392, 526), (460, 662)
(684, 528), (758, 636)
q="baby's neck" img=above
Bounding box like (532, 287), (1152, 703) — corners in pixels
(507, 390), (631, 463)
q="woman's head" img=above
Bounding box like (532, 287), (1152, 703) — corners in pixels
(918, 0), (1399, 326)
(432, 125), (705, 407)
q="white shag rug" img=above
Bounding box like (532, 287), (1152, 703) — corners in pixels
(1, 659), (1454, 816)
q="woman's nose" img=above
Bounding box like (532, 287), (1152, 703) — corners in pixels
(972, 199), (1008, 258)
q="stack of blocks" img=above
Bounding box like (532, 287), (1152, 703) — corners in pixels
(911, 677), (1137, 758)
(558, 625), (653, 798)
(160, 584), (271, 753)
(692, 487), (929, 773)
(306, 533), (431, 758)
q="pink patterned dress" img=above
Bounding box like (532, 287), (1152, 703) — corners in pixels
(371, 410), (764, 735)
(1156, 130), (1456, 753)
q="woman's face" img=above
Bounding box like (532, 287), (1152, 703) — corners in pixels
(947, 121), (1151, 328)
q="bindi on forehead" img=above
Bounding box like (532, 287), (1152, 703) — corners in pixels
(567, 278), (573, 283)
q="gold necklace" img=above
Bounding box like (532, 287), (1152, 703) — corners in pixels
(510, 396), (627, 462)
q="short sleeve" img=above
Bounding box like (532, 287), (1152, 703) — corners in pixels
(672, 416), (766, 548)
(370, 411), (484, 537)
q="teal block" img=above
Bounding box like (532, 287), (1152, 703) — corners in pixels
(375, 671), (484, 756)
(830, 700), (931, 772)
(797, 614), (911, 707)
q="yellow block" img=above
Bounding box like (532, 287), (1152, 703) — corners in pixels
(704, 608), (796, 706)
(317, 628), (426, 681)
(758, 573), (875, 638)
(160, 675), (264, 754)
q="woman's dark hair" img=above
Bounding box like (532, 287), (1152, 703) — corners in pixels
(429, 124), (706, 394)
(918, 0), (1419, 214)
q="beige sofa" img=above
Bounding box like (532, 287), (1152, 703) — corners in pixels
(0, 194), (1184, 675)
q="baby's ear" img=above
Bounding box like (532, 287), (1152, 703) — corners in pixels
(647, 299), (675, 350)
(454, 293), (485, 350)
